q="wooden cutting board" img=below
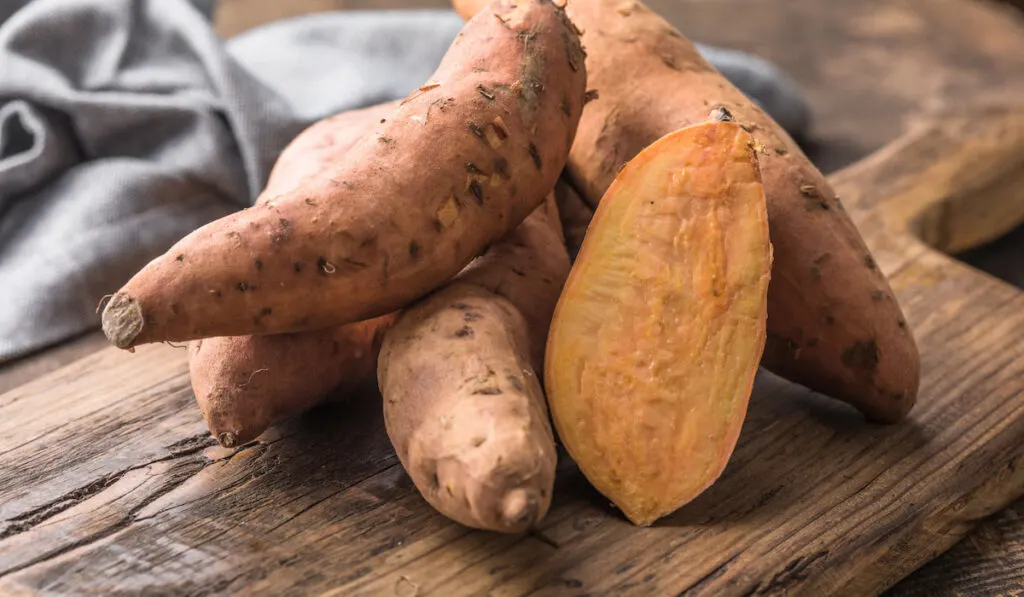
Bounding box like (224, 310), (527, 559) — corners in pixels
(3, 1), (1024, 596)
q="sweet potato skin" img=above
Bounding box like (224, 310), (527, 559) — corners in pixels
(188, 103), (398, 447)
(189, 316), (394, 447)
(102, 0), (586, 347)
(379, 195), (568, 533)
(546, 121), (772, 526)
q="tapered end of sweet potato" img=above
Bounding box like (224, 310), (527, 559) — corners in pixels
(501, 488), (541, 529)
(546, 120), (772, 526)
(101, 293), (144, 349)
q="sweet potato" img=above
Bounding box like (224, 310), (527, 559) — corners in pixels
(545, 121), (771, 526)
(379, 193), (569, 533)
(189, 103), (398, 448)
(553, 178), (593, 260)
(452, 0), (918, 422)
(101, 0), (586, 348)
(190, 316), (394, 447)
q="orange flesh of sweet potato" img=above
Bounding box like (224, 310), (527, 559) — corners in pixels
(378, 195), (568, 533)
(451, 0), (919, 423)
(101, 0), (586, 348)
(188, 103), (398, 447)
(545, 121), (772, 526)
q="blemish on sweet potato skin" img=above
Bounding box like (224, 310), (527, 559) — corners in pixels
(842, 339), (880, 373)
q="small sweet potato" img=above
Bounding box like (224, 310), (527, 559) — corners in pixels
(190, 316), (394, 447)
(188, 103), (398, 447)
(545, 121), (772, 526)
(101, 0), (586, 348)
(451, 0), (918, 423)
(379, 194), (569, 533)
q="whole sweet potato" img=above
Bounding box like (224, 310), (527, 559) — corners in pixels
(189, 103), (398, 447)
(379, 193), (569, 533)
(452, 0), (918, 422)
(546, 121), (772, 526)
(101, 0), (586, 348)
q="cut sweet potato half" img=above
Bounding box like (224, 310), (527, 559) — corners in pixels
(545, 121), (773, 526)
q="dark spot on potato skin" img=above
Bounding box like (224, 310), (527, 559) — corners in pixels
(528, 143), (542, 171)
(473, 387), (503, 395)
(451, 303), (471, 311)
(842, 339), (880, 372)
(469, 181), (484, 205)
(253, 307), (273, 325)
(766, 333), (800, 360)
(864, 254), (878, 270)
(512, 267), (526, 277)
(464, 310), (483, 323)
(494, 157), (509, 179)
(823, 314), (836, 326)
(871, 290), (886, 301)
(170, 303), (180, 315)
(175, 254), (184, 262)
(293, 261), (303, 273)
(238, 282), (250, 292)
(507, 375), (525, 392)
(409, 240), (420, 259)
(254, 258), (263, 271)
(455, 326), (474, 338)
(211, 290), (222, 299)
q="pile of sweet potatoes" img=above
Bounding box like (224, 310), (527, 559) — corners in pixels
(102, 0), (919, 530)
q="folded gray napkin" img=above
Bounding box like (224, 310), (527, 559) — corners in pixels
(0, 0), (811, 362)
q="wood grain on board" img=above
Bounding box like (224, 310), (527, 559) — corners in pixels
(1, 0), (1024, 595)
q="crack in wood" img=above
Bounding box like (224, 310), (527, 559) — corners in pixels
(756, 550), (830, 594)
(676, 552), (743, 595)
(0, 452), (208, 579)
(0, 433), (215, 541)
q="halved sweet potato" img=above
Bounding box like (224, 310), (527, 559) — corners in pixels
(545, 121), (772, 525)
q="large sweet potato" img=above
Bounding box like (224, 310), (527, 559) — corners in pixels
(452, 0), (919, 422)
(546, 121), (772, 526)
(101, 0), (586, 348)
(189, 103), (398, 448)
(379, 193), (569, 533)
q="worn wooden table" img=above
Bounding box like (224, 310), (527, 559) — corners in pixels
(2, 0), (1024, 594)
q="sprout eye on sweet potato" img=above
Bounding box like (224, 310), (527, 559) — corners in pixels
(545, 121), (772, 526)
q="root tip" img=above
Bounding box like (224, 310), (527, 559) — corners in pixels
(100, 293), (144, 349)
(501, 488), (541, 530)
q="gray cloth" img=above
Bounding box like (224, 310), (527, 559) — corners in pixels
(0, 0), (811, 362)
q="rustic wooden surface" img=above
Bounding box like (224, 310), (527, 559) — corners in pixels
(1, 0), (1023, 595)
